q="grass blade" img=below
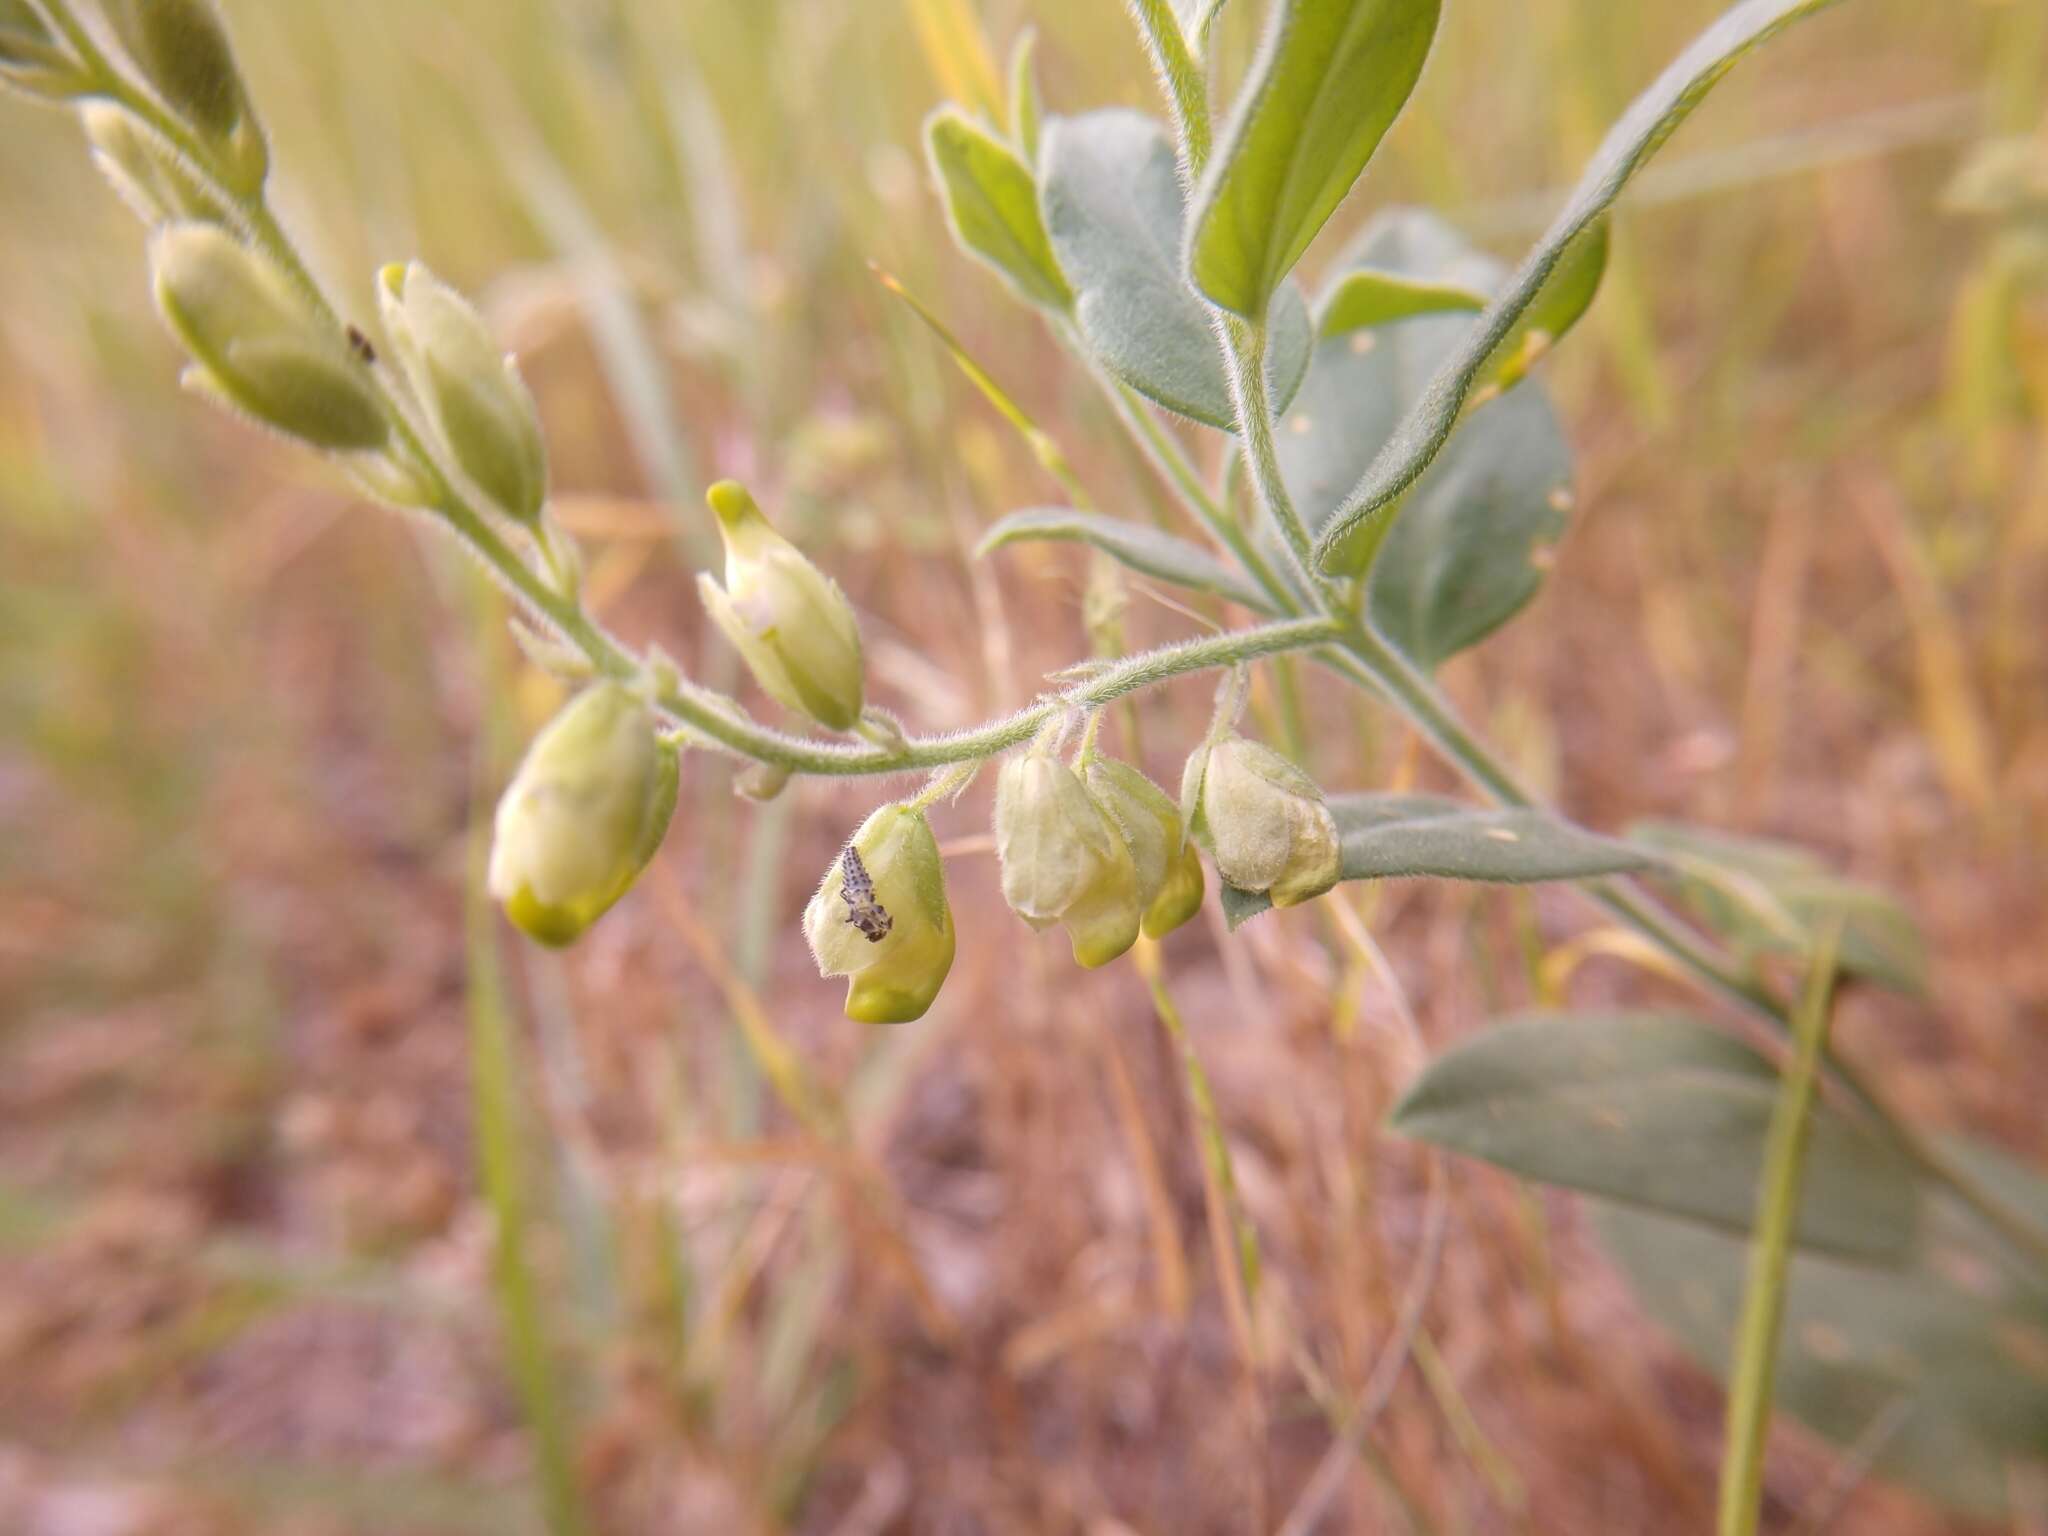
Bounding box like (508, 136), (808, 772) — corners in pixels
(1716, 919), (1844, 1536)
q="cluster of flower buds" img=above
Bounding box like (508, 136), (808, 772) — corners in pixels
(488, 683), (679, 947)
(699, 480), (867, 732)
(1184, 734), (1341, 907)
(991, 738), (1204, 970)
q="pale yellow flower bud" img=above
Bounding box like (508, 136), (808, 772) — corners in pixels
(106, 0), (267, 193)
(84, 103), (227, 225)
(699, 481), (865, 731)
(1195, 736), (1340, 907)
(1083, 755), (1205, 939)
(150, 223), (387, 451)
(804, 805), (955, 1023)
(488, 683), (678, 946)
(377, 262), (548, 526)
(996, 748), (1141, 968)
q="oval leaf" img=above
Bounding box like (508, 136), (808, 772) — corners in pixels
(1314, 0), (1847, 570)
(977, 508), (1274, 612)
(1631, 821), (1928, 996)
(1391, 1011), (1921, 1261)
(1273, 210), (1575, 658)
(926, 108), (1072, 311)
(1187, 0), (1444, 319)
(1220, 792), (1647, 926)
(1040, 108), (1314, 430)
(1597, 1196), (2048, 1518)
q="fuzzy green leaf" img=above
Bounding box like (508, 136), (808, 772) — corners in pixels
(977, 509), (1274, 612)
(926, 108), (1072, 311)
(1392, 1011), (1919, 1261)
(1221, 792), (1646, 925)
(1470, 216), (1609, 398)
(1039, 109), (1313, 430)
(1277, 209), (1575, 656)
(1187, 0), (1443, 319)
(1631, 821), (1928, 996)
(1314, 0), (1847, 570)
(1598, 1182), (2048, 1518)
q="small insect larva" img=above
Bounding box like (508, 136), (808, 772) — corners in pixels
(838, 845), (893, 943)
(346, 324), (377, 364)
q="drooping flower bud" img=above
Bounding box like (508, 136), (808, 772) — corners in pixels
(1082, 755), (1205, 939)
(698, 481), (865, 732)
(1192, 735), (1340, 907)
(150, 222), (388, 450)
(105, 0), (266, 193)
(804, 804), (955, 1023)
(995, 748), (1142, 968)
(489, 683), (678, 946)
(84, 102), (227, 224)
(0, 0), (88, 98)
(377, 262), (548, 526)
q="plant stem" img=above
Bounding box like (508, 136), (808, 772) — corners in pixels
(1217, 312), (1327, 601)
(1716, 922), (1840, 1536)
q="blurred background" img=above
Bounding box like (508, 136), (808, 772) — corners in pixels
(1, 0), (2044, 1531)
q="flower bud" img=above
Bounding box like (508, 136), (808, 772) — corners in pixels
(377, 262), (548, 526)
(83, 102), (227, 224)
(996, 748), (1142, 968)
(1194, 736), (1340, 907)
(488, 683), (679, 947)
(0, 0), (87, 98)
(698, 481), (865, 731)
(150, 223), (388, 450)
(1083, 755), (1205, 939)
(106, 0), (266, 193)
(804, 804), (955, 1023)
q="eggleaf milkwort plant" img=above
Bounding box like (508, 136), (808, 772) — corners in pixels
(12, 0), (2048, 1513)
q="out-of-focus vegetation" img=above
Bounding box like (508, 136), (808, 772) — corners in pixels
(1, 0), (2045, 1532)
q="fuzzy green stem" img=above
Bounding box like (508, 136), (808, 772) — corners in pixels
(1217, 312), (1326, 600)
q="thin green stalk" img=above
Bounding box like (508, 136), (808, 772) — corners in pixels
(1217, 311), (1327, 600)
(468, 620), (594, 1536)
(1717, 922), (1841, 1536)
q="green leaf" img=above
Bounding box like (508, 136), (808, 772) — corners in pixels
(1276, 210), (1576, 658)
(1390, 1011), (1918, 1261)
(1039, 109), (1314, 430)
(1318, 268), (1485, 336)
(1186, 0), (1443, 319)
(1597, 1194), (2048, 1518)
(1313, 0), (1847, 571)
(1631, 821), (1928, 996)
(925, 108), (1072, 311)
(977, 508), (1275, 612)
(1220, 792), (1647, 925)
(1471, 216), (1609, 399)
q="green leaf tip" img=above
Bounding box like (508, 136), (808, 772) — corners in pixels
(1186, 0), (1444, 319)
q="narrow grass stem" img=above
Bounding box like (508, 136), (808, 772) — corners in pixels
(1716, 922), (1841, 1536)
